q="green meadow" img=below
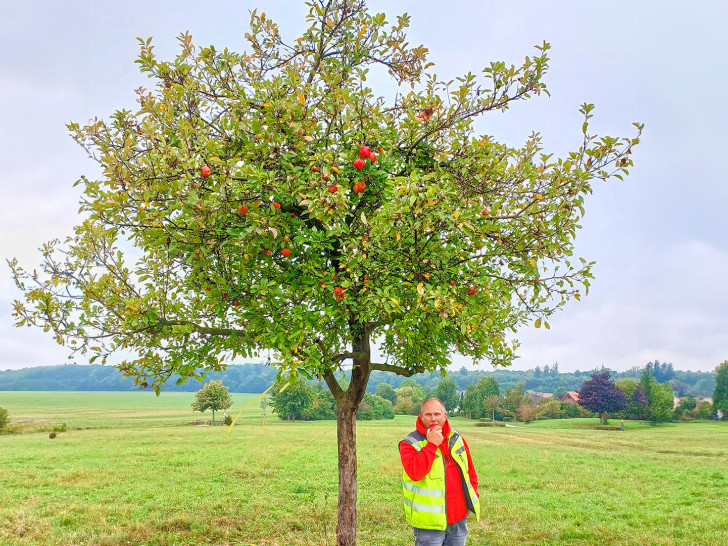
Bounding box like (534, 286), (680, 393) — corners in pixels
(1, 391), (726, 545)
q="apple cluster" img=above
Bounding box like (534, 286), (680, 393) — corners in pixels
(353, 145), (377, 170)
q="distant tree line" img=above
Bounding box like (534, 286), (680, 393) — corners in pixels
(0, 360), (718, 400)
(0, 364), (277, 393)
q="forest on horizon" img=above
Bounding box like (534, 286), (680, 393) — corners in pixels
(0, 361), (716, 398)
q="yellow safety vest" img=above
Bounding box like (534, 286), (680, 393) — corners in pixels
(400, 429), (480, 530)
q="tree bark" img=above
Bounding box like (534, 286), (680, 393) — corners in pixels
(336, 401), (358, 546)
(330, 323), (372, 546)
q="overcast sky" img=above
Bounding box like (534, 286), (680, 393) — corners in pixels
(1, 1), (726, 374)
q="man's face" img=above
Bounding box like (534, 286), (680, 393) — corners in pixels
(420, 401), (447, 429)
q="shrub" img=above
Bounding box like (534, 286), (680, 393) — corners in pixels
(362, 394), (395, 420)
(223, 415), (233, 426)
(356, 402), (376, 420)
(516, 403), (539, 423)
(593, 425), (622, 431)
(299, 409), (315, 421)
(478, 417), (492, 423)
(49, 432), (57, 439)
(0, 407), (8, 432)
(393, 395), (414, 415)
(311, 390), (337, 420)
(537, 400), (566, 420)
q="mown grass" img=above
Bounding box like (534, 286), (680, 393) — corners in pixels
(1, 391), (726, 545)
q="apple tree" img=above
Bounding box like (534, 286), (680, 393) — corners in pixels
(9, 1), (640, 544)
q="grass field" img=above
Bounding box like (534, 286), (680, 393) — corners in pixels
(1, 391), (726, 545)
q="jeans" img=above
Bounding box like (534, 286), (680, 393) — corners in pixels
(413, 518), (468, 546)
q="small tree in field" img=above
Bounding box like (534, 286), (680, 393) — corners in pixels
(641, 369), (674, 424)
(484, 394), (501, 421)
(713, 361), (728, 415)
(501, 384), (529, 418)
(463, 376), (499, 418)
(578, 371), (626, 425)
(9, 1), (640, 543)
(192, 380), (232, 423)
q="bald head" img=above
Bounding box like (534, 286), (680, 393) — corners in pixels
(420, 398), (446, 414)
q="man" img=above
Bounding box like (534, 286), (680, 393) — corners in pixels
(399, 398), (480, 546)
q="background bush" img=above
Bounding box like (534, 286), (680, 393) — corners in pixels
(0, 407), (8, 432)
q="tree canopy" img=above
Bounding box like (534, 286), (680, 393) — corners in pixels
(10, 5), (639, 394)
(712, 361), (728, 414)
(641, 368), (675, 424)
(191, 379), (233, 423)
(578, 371), (626, 424)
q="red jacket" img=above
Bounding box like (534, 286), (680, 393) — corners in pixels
(399, 416), (479, 524)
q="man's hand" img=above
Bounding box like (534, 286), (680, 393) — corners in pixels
(426, 424), (443, 446)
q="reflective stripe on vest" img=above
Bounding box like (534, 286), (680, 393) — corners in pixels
(400, 429), (480, 531)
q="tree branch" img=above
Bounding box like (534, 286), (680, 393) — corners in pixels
(370, 362), (424, 377)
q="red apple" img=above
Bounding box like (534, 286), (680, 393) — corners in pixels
(481, 209), (490, 216)
(238, 205), (249, 214)
(468, 286), (476, 296)
(201, 165), (211, 178)
(450, 281), (456, 287)
(328, 185), (339, 194)
(290, 212), (296, 218)
(369, 152), (377, 163)
(353, 158), (365, 170)
(359, 146), (371, 158)
(234, 300), (240, 307)
(282, 248), (291, 257)
(273, 202), (281, 209)
(311, 165), (320, 173)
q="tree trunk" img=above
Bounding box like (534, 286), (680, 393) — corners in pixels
(326, 323), (372, 546)
(336, 402), (358, 546)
